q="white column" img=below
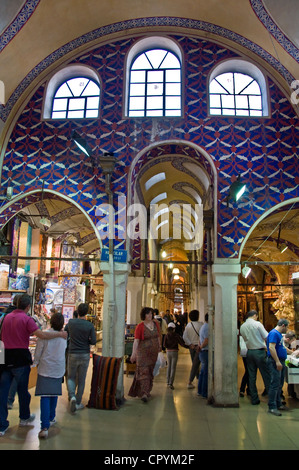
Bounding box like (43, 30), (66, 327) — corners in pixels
(126, 276), (144, 324)
(212, 263), (240, 406)
(101, 261), (130, 402)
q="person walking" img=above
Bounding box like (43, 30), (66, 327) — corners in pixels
(128, 307), (160, 403)
(164, 322), (188, 389)
(197, 313), (209, 399)
(34, 312), (67, 438)
(65, 303), (96, 413)
(0, 294), (67, 437)
(183, 309), (203, 389)
(240, 310), (270, 405)
(267, 318), (292, 416)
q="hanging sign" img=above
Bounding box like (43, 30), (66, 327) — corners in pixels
(100, 248), (127, 263)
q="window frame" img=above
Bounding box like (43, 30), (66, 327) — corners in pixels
(208, 59), (270, 118)
(42, 65), (101, 121)
(125, 37), (183, 118)
(51, 76), (101, 120)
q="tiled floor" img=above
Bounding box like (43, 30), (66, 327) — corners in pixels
(1, 349), (298, 451)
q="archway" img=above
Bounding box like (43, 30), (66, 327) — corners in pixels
(126, 140), (217, 323)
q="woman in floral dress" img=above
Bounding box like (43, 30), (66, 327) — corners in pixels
(128, 307), (160, 402)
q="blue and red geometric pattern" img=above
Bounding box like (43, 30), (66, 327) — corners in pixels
(1, 35), (298, 260)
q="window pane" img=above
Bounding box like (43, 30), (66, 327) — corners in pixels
(236, 109), (249, 116)
(52, 111), (67, 119)
(86, 109), (99, 118)
(210, 80), (228, 94)
(166, 83), (181, 95)
(69, 98), (85, 110)
(235, 95), (248, 109)
(55, 83), (72, 98)
(166, 69), (181, 82)
(242, 80), (261, 95)
(147, 96), (163, 110)
(148, 70), (163, 83)
(165, 109), (181, 116)
(129, 110), (145, 117)
(161, 53), (180, 69)
(129, 96), (145, 110)
(53, 98), (67, 111)
(147, 83), (164, 95)
(223, 108), (235, 115)
(81, 81), (100, 96)
(234, 74), (253, 94)
(165, 96), (181, 109)
(67, 110), (85, 118)
(216, 73), (234, 94)
(221, 95), (234, 108)
(67, 78), (89, 97)
(130, 70), (146, 83)
(146, 49), (167, 69)
(210, 108), (221, 115)
(250, 109), (262, 116)
(87, 96), (100, 109)
(210, 95), (221, 108)
(132, 53), (152, 70)
(130, 83), (146, 96)
(249, 95), (262, 109)
(147, 109), (163, 116)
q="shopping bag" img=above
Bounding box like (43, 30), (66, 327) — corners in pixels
(153, 351), (166, 376)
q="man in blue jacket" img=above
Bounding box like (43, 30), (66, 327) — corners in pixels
(267, 318), (293, 416)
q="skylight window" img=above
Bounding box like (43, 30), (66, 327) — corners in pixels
(145, 172), (166, 190)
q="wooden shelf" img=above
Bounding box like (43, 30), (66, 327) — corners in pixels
(0, 289), (27, 293)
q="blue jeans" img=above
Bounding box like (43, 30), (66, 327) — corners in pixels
(0, 365), (31, 432)
(67, 353), (90, 404)
(197, 350), (208, 398)
(40, 396), (58, 429)
(8, 378), (17, 406)
(267, 357), (285, 410)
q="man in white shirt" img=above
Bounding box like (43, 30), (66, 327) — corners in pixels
(183, 310), (203, 389)
(240, 310), (270, 405)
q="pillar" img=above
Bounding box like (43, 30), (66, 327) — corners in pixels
(126, 276), (144, 324)
(100, 261), (130, 402)
(212, 263), (240, 406)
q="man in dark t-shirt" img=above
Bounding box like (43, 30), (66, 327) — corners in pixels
(65, 303), (96, 413)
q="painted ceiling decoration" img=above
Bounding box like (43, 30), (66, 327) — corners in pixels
(250, 0), (299, 60)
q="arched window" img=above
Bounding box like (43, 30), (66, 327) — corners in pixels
(128, 47), (182, 117)
(208, 60), (269, 117)
(51, 77), (100, 119)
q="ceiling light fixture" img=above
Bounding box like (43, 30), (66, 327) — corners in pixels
(39, 217), (51, 228)
(72, 131), (92, 157)
(172, 267), (180, 274)
(242, 264), (251, 278)
(226, 175), (246, 206)
(280, 243), (288, 253)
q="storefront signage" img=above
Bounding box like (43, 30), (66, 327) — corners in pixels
(100, 248), (127, 263)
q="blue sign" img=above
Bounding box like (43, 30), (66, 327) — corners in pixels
(101, 248), (127, 263)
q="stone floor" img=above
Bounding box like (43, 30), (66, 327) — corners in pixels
(1, 348), (298, 451)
